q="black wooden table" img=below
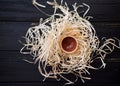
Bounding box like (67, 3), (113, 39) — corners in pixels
(0, 0), (120, 86)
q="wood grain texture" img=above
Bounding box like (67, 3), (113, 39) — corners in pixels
(0, 0), (120, 22)
(0, 51), (120, 84)
(0, 0), (120, 86)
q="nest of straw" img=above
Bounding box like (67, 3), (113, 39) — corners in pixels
(21, 0), (120, 85)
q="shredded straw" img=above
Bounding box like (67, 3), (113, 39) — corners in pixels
(20, 0), (120, 85)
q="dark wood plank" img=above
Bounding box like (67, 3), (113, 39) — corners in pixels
(0, 22), (120, 51)
(0, 51), (120, 84)
(0, 83), (64, 86)
(0, 0), (120, 22)
(0, 83), (120, 86)
(0, 51), (43, 82)
(0, 22), (30, 50)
